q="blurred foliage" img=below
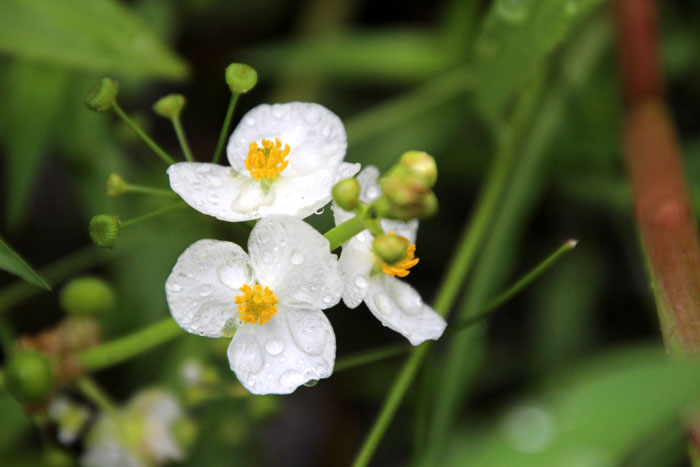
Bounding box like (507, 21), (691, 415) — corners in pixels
(0, 0), (699, 465)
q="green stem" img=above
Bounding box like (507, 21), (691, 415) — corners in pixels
(75, 376), (117, 415)
(79, 318), (183, 372)
(335, 344), (408, 373)
(324, 216), (366, 251)
(124, 184), (178, 198)
(112, 104), (175, 165)
(120, 202), (186, 228)
(213, 92), (240, 164)
(172, 115), (195, 162)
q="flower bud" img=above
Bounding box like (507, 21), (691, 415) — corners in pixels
(225, 63), (258, 94)
(372, 233), (410, 264)
(153, 94), (186, 119)
(60, 276), (115, 316)
(5, 349), (53, 404)
(381, 165), (428, 206)
(400, 151), (437, 188)
(419, 191), (439, 218)
(89, 214), (121, 249)
(106, 174), (128, 197)
(332, 178), (361, 211)
(85, 78), (119, 112)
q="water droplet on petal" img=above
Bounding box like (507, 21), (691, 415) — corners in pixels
(290, 250), (305, 265)
(322, 296), (333, 304)
(169, 283), (182, 292)
(288, 310), (327, 356)
(208, 194), (220, 204)
(354, 276), (368, 289)
(245, 117), (256, 126)
(304, 379), (318, 387)
(228, 335), (264, 374)
(314, 207), (325, 215)
(265, 338), (284, 356)
(376, 293), (394, 317)
(206, 175), (222, 187)
(197, 284), (214, 297)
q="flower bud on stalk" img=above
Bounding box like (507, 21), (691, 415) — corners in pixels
(332, 178), (361, 211)
(225, 63), (258, 94)
(60, 277), (116, 316)
(106, 174), (128, 197)
(400, 150), (437, 188)
(5, 349), (53, 404)
(373, 233), (410, 264)
(84, 78), (119, 112)
(89, 215), (121, 248)
(376, 151), (439, 220)
(153, 94), (186, 119)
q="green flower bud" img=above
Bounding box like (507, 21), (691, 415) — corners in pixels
(225, 63), (258, 94)
(60, 276), (115, 316)
(5, 349), (53, 404)
(105, 173), (128, 197)
(419, 191), (439, 218)
(381, 165), (428, 206)
(332, 178), (361, 211)
(85, 78), (119, 112)
(89, 214), (121, 249)
(153, 94), (186, 119)
(372, 233), (410, 264)
(400, 151), (437, 188)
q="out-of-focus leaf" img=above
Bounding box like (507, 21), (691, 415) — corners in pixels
(0, 235), (50, 290)
(474, 0), (605, 122)
(3, 62), (70, 229)
(248, 30), (457, 84)
(446, 346), (700, 467)
(0, 393), (29, 453)
(0, 0), (188, 79)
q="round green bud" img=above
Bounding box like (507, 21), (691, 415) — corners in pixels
(332, 178), (361, 211)
(60, 276), (115, 316)
(225, 63), (258, 94)
(400, 150), (437, 188)
(5, 349), (53, 404)
(419, 191), (439, 218)
(372, 234), (410, 264)
(89, 214), (121, 249)
(105, 173), (128, 197)
(85, 78), (119, 112)
(153, 94), (186, 119)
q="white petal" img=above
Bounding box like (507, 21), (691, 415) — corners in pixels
(364, 275), (447, 346)
(248, 215), (343, 309)
(382, 218), (419, 244)
(227, 306), (335, 395)
(166, 239), (253, 337)
(337, 234), (375, 308)
(227, 102), (347, 177)
(168, 162), (272, 222)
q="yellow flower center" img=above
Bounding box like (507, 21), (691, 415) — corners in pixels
(245, 138), (290, 180)
(381, 233), (420, 278)
(234, 284), (278, 325)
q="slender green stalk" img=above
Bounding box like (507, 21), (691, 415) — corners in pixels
(213, 92), (240, 163)
(124, 184), (178, 198)
(79, 318), (183, 372)
(75, 376), (117, 415)
(112, 104), (175, 165)
(335, 344), (409, 372)
(172, 115), (195, 162)
(324, 216), (366, 251)
(120, 202), (186, 228)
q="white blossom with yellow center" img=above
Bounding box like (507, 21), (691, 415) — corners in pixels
(332, 166), (447, 346)
(167, 102), (359, 222)
(165, 215), (342, 395)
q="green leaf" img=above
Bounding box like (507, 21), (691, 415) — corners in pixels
(3, 62), (70, 230)
(248, 30), (456, 84)
(446, 346), (700, 467)
(0, 235), (50, 290)
(474, 0), (604, 122)
(0, 0), (188, 80)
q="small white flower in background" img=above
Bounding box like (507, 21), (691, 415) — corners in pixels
(168, 102), (360, 222)
(81, 389), (189, 467)
(165, 215), (342, 395)
(332, 166), (447, 346)
(48, 396), (91, 445)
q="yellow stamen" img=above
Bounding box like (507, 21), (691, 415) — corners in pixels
(234, 284), (278, 325)
(245, 138), (290, 180)
(381, 233), (420, 278)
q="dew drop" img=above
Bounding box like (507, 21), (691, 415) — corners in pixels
(265, 338), (284, 356)
(354, 276), (368, 289)
(228, 335), (264, 374)
(245, 117), (256, 126)
(376, 293), (394, 317)
(197, 284), (214, 297)
(208, 194), (220, 204)
(206, 175), (222, 187)
(322, 296), (333, 304)
(304, 379), (318, 387)
(290, 250), (305, 265)
(314, 207), (325, 215)
(288, 310), (327, 356)
(169, 283), (182, 292)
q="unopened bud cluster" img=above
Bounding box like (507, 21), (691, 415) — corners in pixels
(85, 78), (119, 112)
(375, 151), (438, 220)
(89, 214), (121, 248)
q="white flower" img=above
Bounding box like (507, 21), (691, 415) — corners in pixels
(168, 102), (360, 222)
(332, 166), (447, 345)
(81, 389), (188, 467)
(165, 215), (342, 395)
